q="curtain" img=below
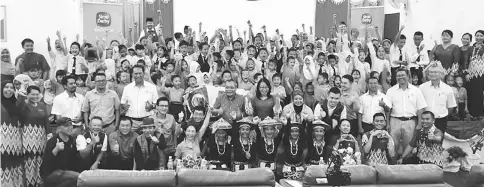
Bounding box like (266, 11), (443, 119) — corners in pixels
(383, 13), (399, 41)
(314, 1), (349, 38)
(142, 0), (174, 41)
(122, 0), (142, 45)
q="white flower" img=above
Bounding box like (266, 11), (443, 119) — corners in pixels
(344, 155), (351, 161)
(338, 149), (345, 154)
(354, 152), (361, 158)
(347, 147), (354, 154)
(86, 138), (92, 144)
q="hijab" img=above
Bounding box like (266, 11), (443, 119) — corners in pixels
(1, 80), (18, 116)
(1, 48), (15, 76)
(303, 55), (317, 80)
(13, 74), (34, 98)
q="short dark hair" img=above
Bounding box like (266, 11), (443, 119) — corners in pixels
(328, 54), (337, 60)
(368, 76), (379, 83)
(193, 106), (206, 114)
(56, 70), (67, 78)
(118, 44), (127, 51)
(94, 73), (106, 80)
(120, 116), (132, 124)
(91, 116), (103, 123)
(463, 33), (473, 41)
(146, 17), (154, 22)
(253, 73), (262, 80)
(137, 59), (146, 66)
(199, 42), (209, 50)
(414, 31), (424, 37)
(135, 44), (144, 50)
(272, 73), (282, 80)
(342, 74), (354, 83)
(179, 40), (189, 48)
(287, 56), (296, 62)
(26, 85), (40, 94)
(71, 42), (81, 50)
(171, 74), (181, 82)
(373, 113), (386, 121)
(442, 30), (454, 38)
(174, 33), (183, 40)
(258, 48), (268, 54)
(395, 67), (409, 76)
(62, 75), (77, 85)
(320, 72), (329, 80)
(400, 34), (407, 40)
(422, 111), (435, 119)
(329, 87), (341, 95)
(21, 38), (34, 47)
(221, 70), (232, 78)
(132, 65), (145, 73)
(156, 97), (170, 106)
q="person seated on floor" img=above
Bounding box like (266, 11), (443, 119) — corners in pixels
(40, 117), (81, 187)
(204, 118), (232, 170)
(133, 117), (167, 170)
(362, 113), (396, 166)
(397, 111), (444, 167)
(108, 116), (139, 170)
(77, 116), (108, 171)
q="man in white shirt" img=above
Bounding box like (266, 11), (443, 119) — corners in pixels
(51, 74), (85, 126)
(389, 26), (409, 85)
(386, 68), (428, 157)
(419, 63), (457, 134)
(407, 31), (430, 85)
(358, 77), (391, 133)
(121, 65), (158, 133)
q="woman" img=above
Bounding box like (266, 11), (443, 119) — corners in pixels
(1, 80), (24, 186)
(466, 30), (484, 118)
(232, 117), (256, 171)
(277, 121), (307, 181)
(255, 117), (283, 173)
(306, 120), (331, 165)
(252, 78), (281, 119)
(1, 48), (15, 81)
(205, 118), (232, 170)
(431, 30), (460, 74)
(460, 33), (473, 72)
(175, 107), (210, 159)
(18, 85), (51, 186)
(330, 119), (361, 165)
(282, 90), (314, 125)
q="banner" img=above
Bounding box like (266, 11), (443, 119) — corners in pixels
(83, 2), (123, 45)
(350, 6), (384, 42)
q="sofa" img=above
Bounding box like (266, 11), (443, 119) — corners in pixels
(280, 164), (445, 187)
(467, 164), (484, 187)
(77, 168), (275, 187)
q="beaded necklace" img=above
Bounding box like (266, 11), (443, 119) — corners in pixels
(290, 138), (299, 157)
(264, 138), (274, 154)
(216, 140), (226, 155)
(313, 139), (325, 155)
(239, 137), (252, 154)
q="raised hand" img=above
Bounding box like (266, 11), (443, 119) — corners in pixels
(56, 30), (61, 37)
(157, 10), (162, 14)
(46, 37), (50, 43)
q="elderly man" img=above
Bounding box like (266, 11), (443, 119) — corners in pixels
(121, 65), (158, 132)
(82, 73), (120, 135)
(386, 68), (428, 157)
(212, 80), (249, 123)
(419, 62), (457, 134)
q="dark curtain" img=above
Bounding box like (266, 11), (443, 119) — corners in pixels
(314, 1), (349, 38)
(142, 0), (174, 40)
(383, 13), (400, 41)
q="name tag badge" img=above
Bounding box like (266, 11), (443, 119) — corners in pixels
(221, 164), (227, 169)
(316, 178), (328, 184)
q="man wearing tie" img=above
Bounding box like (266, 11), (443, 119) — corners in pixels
(407, 31), (430, 85)
(389, 26), (408, 86)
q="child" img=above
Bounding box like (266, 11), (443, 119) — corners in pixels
(162, 62), (177, 87)
(314, 73), (330, 102)
(104, 48), (116, 79)
(455, 75), (468, 119)
(238, 69), (253, 91)
(412, 74), (420, 87)
(265, 60), (277, 85)
(160, 75), (185, 122)
(43, 80), (56, 114)
(351, 69), (366, 95)
(50, 70), (66, 95)
(27, 65), (45, 92)
(75, 74), (89, 96)
(334, 75), (342, 89)
(305, 82), (317, 109)
(271, 73), (286, 100)
(246, 59), (258, 83)
(116, 71), (131, 99)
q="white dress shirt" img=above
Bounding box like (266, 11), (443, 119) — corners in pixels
(51, 91), (85, 119)
(419, 81), (457, 118)
(389, 44), (409, 68)
(359, 91), (391, 124)
(67, 54), (87, 75)
(406, 42), (430, 68)
(121, 81), (159, 118)
(386, 84), (428, 117)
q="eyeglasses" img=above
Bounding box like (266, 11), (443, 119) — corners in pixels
(95, 80), (107, 83)
(157, 105), (169, 108)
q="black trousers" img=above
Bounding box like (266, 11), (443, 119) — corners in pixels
(434, 116), (448, 134)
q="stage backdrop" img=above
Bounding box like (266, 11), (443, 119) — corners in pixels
(315, 1), (349, 39)
(83, 2), (124, 45)
(350, 6), (384, 41)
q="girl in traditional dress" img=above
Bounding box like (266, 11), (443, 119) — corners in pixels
(255, 117), (283, 173)
(1, 80), (24, 187)
(231, 117), (256, 171)
(306, 120), (331, 165)
(205, 118), (232, 170)
(277, 121), (307, 181)
(18, 85), (51, 187)
(362, 113), (396, 166)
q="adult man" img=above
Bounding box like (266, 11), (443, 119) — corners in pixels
(361, 113), (396, 166)
(419, 63), (457, 133)
(16, 38), (50, 79)
(407, 31), (430, 84)
(358, 77), (391, 133)
(213, 80), (249, 123)
(386, 68), (428, 157)
(389, 26), (409, 85)
(314, 87), (347, 135)
(40, 117), (80, 187)
(339, 75), (360, 137)
(82, 73), (120, 135)
(77, 117), (108, 170)
(121, 65), (158, 132)
(51, 75), (85, 125)
(152, 97), (183, 160)
(108, 117), (139, 170)
(133, 118), (166, 170)
(397, 111), (444, 166)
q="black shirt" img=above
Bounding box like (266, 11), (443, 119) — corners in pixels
(40, 135), (80, 177)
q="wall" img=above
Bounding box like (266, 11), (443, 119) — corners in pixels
(173, 0), (315, 41)
(1, 0), (82, 63)
(403, 0), (484, 47)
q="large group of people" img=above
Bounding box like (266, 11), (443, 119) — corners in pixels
(2, 13), (484, 186)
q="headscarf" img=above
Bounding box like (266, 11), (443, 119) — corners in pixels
(1, 48), (15, 76)
(1, 80), (18, 116)
(189, 61), (200, 74)
(303, 55), (317, 80)
(13, 74), (34, 97)
(316, 40), (327, 53)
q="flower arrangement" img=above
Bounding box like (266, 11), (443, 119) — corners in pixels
(446, 146), (467, 163)
(177, 155), (207, 169)
(337, 147), (361, 165)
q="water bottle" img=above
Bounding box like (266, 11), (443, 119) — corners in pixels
(176, 159), (182, 172)
(167, 156), (174, 170)
(319, 157), (325, 165)
(200, 159), (208, 170)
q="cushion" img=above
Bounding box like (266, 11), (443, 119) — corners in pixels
(177, 168), (275, 187)
(375, 164), (443, 184)
(303, 165), (377, 185)
(77, 170), (176, 187)
(468, 164), (484, 186)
